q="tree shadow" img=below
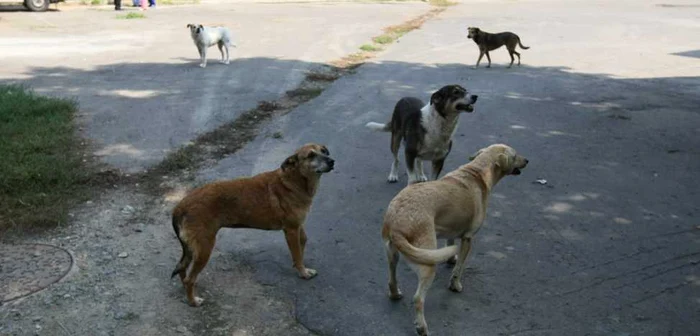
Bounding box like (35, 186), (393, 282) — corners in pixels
(672, 49), (700, 59)
(2, 55), (700, 335)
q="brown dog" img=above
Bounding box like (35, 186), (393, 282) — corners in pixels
(381, 144), (528, 336)
(170, 143), (334, 307)
(467, 27), (530, 68)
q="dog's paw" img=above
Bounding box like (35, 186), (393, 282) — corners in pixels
(298, 268), (318, 279)
(199, 63), (206, 68)
(472, 66), (478, 70)
(387, 174), (399, 183)
(419, 175), (428, 182)
(389, 290), (403, 300)
(189, 296), (205, 307)
(448, 280), (463, 293)
(414, 324), (429, 336)
(224, 60), (230, 65)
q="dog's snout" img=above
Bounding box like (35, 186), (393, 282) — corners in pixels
(471, 95), (478, 102)
(328, 158), (335, 167)
(525, 158), (529, 164)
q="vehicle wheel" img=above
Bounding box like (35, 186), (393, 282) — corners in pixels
(25, 0), (49, 12)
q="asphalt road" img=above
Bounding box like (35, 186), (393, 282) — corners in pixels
(0, 2), (428, 172)
(195, 1), (700, 335)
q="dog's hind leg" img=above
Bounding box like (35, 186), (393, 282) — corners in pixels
(385, 241), (403, 300)
(513, 50), (521, 66)
(171, 240), (193, 283)
(448, 236), (473, 293)
(412, 264), (436, 336)
(445, 239), (457, 266)
(388, 132), (401, 183)
(184, 234), (215, 307)
(507, 50), (515, 68)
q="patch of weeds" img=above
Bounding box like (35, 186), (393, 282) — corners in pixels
(0, 85), (95, 234)
(305, 71), (339, 82)
(117, 12), (146, 19)
(286, 88), (323, 99)
(257, 101), (280, 112)
(360, 44), (382, 52)
(429, 0), (457, 7)
(333, 8), (445, 69)
(372, 35), (394, 45)
(91, 0), (102, 5)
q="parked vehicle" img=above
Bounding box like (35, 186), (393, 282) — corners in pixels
(0, 0), (63, 12)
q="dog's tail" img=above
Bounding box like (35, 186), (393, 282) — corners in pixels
(365, 121), (391, 132)
(390, 232), (459, 266)
(517, 36), (530, 50)
(171, 208), (192, 279)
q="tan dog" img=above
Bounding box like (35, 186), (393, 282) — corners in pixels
(171, 143), (334, 307)
(381, 144), (528, 336)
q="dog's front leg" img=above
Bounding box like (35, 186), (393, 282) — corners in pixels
(485, 51), (492, 68)
(474, 51), (485, 69)
(199, 45), (208, 68)
(448, 236), (472, 293)
(415, 159), (428, 182)
(284, 227), (317, 279)
(405, 148), (419, 185)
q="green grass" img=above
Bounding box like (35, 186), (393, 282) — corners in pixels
(359, 44), (382, 52)
(372, 35), (394, 45)
(429, 0), (457, 7)
(0, 85), (92, 234)
(117, 12), (146, 19)
(91, 0), (102, 5)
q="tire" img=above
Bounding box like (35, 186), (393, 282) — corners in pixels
(25, 0), (49, 12)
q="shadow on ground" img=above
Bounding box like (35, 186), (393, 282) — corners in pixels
(2, 57), (700, 335)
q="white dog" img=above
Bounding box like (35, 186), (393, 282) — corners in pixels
(187, 24), (236, 68)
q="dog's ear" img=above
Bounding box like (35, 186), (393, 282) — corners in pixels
(281, 154), (298, 170)
(495, 153), (510, 171)
(469, 148), (483, 161)
(430, 88), (448, 118)
(187, 24), (193, 28)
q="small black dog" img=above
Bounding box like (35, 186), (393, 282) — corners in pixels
(366, 85), (478, 185)
(467, 27), (530, 68)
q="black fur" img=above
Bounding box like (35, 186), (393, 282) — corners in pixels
(384, 84), (473, 183)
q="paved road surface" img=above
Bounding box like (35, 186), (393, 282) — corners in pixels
(196, 1), (700, 335)
(0, 2), (428, 172)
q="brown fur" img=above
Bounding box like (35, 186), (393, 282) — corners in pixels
(171, 143), (334, 307)
(380, 144), (528, 336)
(467, 27), (530, 69)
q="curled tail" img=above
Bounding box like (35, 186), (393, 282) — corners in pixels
(518, 36), (530, 50)
(171, 209), (192, 279)
(365, 121), (391, 132)
(390, 232), (459, 265)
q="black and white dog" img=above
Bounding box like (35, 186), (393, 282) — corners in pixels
(366, 85), (478, 185)
(187, 24), (236, 68)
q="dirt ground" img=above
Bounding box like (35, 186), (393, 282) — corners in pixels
(0, 2), (433, 335)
